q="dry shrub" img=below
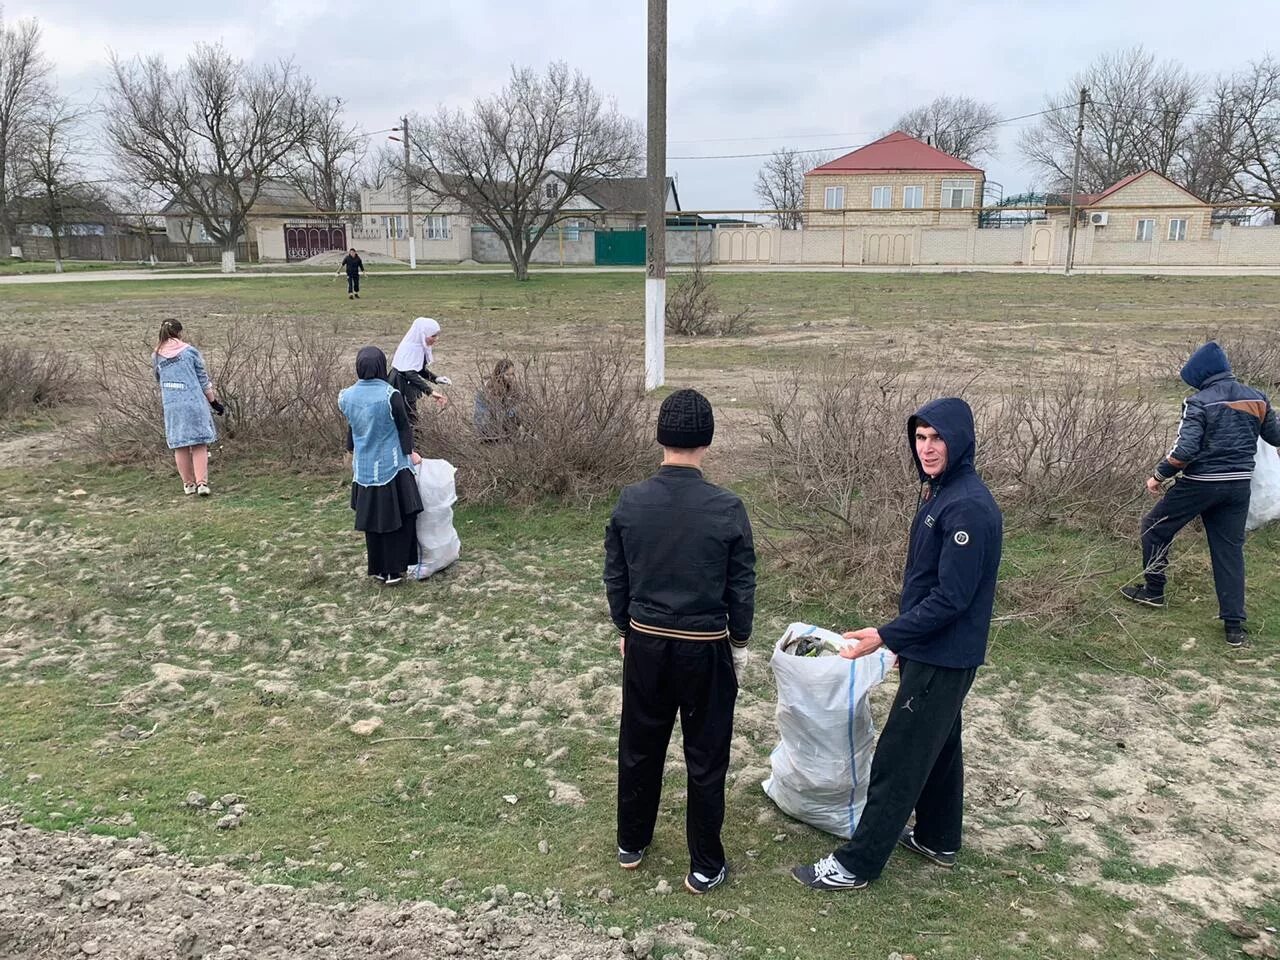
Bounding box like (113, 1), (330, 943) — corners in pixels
(757, 354), (1169, 624)
(415, 341), (655, 504)
(83, 322), (348, 465)
(0, 345), (76, 423)
(665, 263), (753, 337)
(1167, 328), (1280, 388)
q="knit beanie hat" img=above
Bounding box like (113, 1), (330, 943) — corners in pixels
(657, 388), (714, 449)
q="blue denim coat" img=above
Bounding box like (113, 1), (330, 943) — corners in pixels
(154, 347), (217, 449)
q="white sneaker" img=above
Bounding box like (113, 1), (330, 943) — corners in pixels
(183, 483), (197, 495)
(196, 483), (211, 497)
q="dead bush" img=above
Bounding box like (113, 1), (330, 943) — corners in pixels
(414, 341), (655, 504)
(0, 345), (76, 423)
(82, 322), (349, 465)
(1167, 328), (1280, 388)
(665, 263), (753, 337)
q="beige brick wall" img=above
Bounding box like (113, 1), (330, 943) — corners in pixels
(1086, 175), (1211, 244)
(803, 171), (984, 227)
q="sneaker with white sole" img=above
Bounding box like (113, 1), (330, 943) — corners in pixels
(791, 854), (870, 891)
(898, 828), (957, 868)
(1120, 584), (1165, 608)
(684, 865), (726, 894)
(382, 574), (404, 586)
(183, 483), (197, 496)
(617, 846), (646, 870)
(196, 483), (211, 497)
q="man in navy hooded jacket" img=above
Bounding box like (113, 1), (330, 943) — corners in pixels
(1122, 341), (1280, 647)
(793, 397), (1002, 891)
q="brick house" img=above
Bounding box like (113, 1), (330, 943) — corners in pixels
(1076, 170), (1212, 243)
(803, 131), (985, 227)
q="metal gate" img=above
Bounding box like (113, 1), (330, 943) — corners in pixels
(284, 222), (347, 262)
(594, 229), (645, 266)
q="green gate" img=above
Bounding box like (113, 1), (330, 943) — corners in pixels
(594, 229), (646, 266)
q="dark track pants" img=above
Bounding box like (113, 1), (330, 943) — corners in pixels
(834, 658), (976, 880)
(347, 272), (360, 294)
(617, 629), (737, 877)
(1141, 478), (1250, 623)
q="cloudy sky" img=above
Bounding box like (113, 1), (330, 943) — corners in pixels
(11, 0), (1272, 210)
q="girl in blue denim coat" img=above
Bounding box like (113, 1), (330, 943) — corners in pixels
(153, 319), (220, 496)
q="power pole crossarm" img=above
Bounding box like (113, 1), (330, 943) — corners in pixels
(1064, 86), (1089, 276)
(644, 0), (667, 391)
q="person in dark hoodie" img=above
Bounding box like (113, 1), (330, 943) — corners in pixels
(605, 388), (756, 896)
(1122, 341), (1280, 647)
(792, 397), (1002, 891)
(338, 248), (364, 299)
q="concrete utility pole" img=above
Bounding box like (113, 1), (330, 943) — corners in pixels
(644, 0), (667, 390)
(402, 115), (417, 269)
(1064, 86), (1089, 276)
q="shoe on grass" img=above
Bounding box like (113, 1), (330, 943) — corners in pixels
(183, 483), (197, 495)
(1225, 623), (1250, 648)
(790, 855), (869, 891)
(382, 573), (404, 586)
(684, 865), (726, 894)
(1120, 584), (1165, 608)
(196, 483), (210, 497)
(617, 846), (646, 870)
(898, 827), (956, 868)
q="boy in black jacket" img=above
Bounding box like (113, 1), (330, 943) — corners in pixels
(793, 397), (1002, 891)
(605, 388), (755, 895)
(338, 248), (364, 298)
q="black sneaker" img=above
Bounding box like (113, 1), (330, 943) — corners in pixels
(684, 865), (726, 894)
(1120, 584), (1166, 608)
(617, 846), (646, 870)
(898, 828), (956, 868)
(1225, 623), (1250, 648)
(790, 855), (869, 891)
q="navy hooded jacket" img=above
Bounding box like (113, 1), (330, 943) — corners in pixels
(878, 398), (1003, 669)
(1154, 342), (1280, 483)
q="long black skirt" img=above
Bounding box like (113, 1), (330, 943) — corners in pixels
(350, 469), (422, 578)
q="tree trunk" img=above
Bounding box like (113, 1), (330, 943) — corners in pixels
(52, 232), (64, 273)
(221, 246), (237, 273)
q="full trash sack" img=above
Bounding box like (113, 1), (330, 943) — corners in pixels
(762, 622), (896, 839)
(1247, 437), (1280, 532)
(410, 459), (460, 579)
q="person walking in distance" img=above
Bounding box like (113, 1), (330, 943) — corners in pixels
(1122, 341), (1280, 647)
(153, 319), (221, 497)
(339, 248), (364, 299)
(792, 398), (1002, 891)
(605, 388), (756, 896)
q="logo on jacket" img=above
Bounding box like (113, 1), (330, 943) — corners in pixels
(953, 531), (970, 546)
(924, 515), (935, 528)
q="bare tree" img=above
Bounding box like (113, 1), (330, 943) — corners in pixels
(360, 145), (400, 193)
(1224, 56), (1280, 223)
(755, 147), (830, 229)
(1020, 48), (1202, 193)
(24, 97), (96, 272)
(407, 62), (641, 280)
(0, 15), (52, 257)
(105, 43), (315, 272)
(893, 95), (1001, 163)
(1178, 77), (1248, 204)
(288, 95), (365, 212)
(111, 183), (168, 264)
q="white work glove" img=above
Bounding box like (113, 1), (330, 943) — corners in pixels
(435, 375), (452, 386)
(731, 645), (750, 683)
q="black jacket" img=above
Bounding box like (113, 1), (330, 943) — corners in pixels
(878, 398), (1003, 669)
(604, 465), (755, 646)
(341, 254), (363, 276)
(1154, 342), (1280, 483)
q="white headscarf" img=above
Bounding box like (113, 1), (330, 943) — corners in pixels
(391, 316), (441, 372)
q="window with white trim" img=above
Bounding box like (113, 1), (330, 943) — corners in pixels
(425, 215), (450, 240)
(1168, 218), (1187, 241)
(903, 185), (924, 209)
(1136, 218), (1155, 242)
(940, 178), (975, 208)
(824, 186), (844, 210)
(562, 219), (581, 242)
(872, 186), (892, 209)
(544, 180), (561, 200)
(382, 215), (406, 239)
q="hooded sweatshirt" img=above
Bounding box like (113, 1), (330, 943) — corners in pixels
(877, 398), (1003, 670)
(1154, 342), (1280, 482)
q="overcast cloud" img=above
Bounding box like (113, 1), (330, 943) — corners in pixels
(11, 0), (1274, 209)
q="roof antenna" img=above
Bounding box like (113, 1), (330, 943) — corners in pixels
(926, 135), (932, 146)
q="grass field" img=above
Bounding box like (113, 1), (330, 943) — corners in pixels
(1, 272), (1278, 959)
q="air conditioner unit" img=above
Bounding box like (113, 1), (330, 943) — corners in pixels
(1089, 212), (1109, 226)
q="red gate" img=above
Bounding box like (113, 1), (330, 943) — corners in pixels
(284, 222), (347, 262)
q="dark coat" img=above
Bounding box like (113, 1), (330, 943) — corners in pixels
(878, 398), (1003, 669)
(604, 465), (755, 645)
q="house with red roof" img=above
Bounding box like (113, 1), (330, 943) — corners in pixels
(802, 131), (985, 228)
(1074, 170), (1212, 244)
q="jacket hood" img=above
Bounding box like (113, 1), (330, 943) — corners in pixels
(908, 397), (976, 484)
(1180, 342), (1231, 389)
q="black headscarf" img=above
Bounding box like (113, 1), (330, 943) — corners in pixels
(355, 346), (388, 381)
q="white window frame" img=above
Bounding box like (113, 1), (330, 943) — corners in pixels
(382, 215), (406, 239)
(562, 219), (581, 242)
(195, 221), (210, 243)
(903, 185), (924, 209)
(940, 178), (976, 209)
(1136, 218), (1155, 242)
(823, 186), (844, 210)
(1168, 218), (1187, 241)
(872, 186), (892, 209)
(425, 214), (450, 240)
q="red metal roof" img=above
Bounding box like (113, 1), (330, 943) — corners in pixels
(806, 131), (983, 176)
